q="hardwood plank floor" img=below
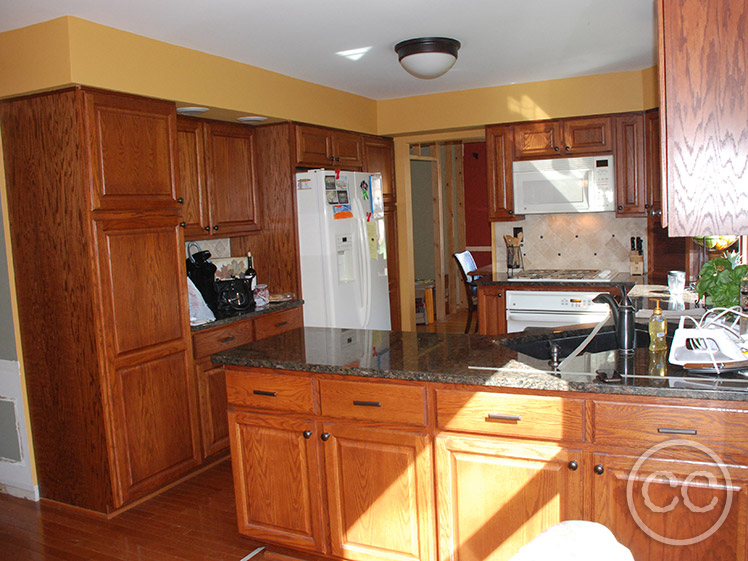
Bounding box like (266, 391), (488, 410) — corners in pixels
(0, 460), (300, 561)
(416, 309), (472, 333)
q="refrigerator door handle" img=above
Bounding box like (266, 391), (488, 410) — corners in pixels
(352, 195), (372, 328)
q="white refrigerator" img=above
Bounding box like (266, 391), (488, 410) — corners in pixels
(295, 170), (391, 330)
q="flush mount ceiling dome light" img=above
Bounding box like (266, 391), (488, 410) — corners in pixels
(394, 37), (461, 79)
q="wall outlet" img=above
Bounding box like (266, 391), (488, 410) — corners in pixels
(513, 227), (523, 239)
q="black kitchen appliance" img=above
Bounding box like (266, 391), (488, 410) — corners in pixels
(186, 243), (255, 318)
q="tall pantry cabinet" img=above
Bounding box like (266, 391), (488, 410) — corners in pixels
(0, 87), (200, 513)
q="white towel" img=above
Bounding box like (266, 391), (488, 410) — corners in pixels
(509, 521), (635, 561)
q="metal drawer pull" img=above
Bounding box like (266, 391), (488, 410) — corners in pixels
(275, 321), (288, 327)
(253, 390), (277, 397)
(487, 413), (522, 422)
(219, 336), (235, 343)
(658, 427), (697, 435)
(353, 400), (382, 407)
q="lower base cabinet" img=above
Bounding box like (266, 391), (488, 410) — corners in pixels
(324, 424), (434, 561)
(435, 434), (583, 561)
(591, 452), (748, 561)
(225, 370), (748, 561)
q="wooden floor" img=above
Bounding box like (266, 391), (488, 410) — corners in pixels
(416, 308), (474, 334)
(0, 459), (298, 561)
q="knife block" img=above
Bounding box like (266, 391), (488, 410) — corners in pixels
(629, 251), (644, 275)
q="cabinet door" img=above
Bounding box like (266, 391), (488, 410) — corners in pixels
(513, 121), (563, 158)
(477, 285), (506, 335)
(435, 434), (583, 561)
(228, 412), (327, 553)
(84, 89), (179, 211)
(176, 118), (210, 238)
(591, 452), (748, 561)
(296, 124), (333, 167)
(563, 116), (613, 154)
(364, 135), (396, 204)
(332, 130), (364, 169)
(94, 215), (200, 506)
(644, 109), (662, 213)
(615, 113), (647, 216)
(323, 423), (435, 561)
(204, 122), (260, 236)
(195, 360), (230, 458)
(486, 125), (521, 221)
(659, 0), (748, 235)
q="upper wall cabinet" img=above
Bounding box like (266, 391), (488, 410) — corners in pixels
(486, 124), (523, 221)
(614, 113), (647, 216)
(295, 124), (364, 169)
(659, 0), (748, 236)
(84, 90), (181, 211)
(362, 134), (396, 204)
(177, 117), (261, 239)
(513, 116), (613, 159)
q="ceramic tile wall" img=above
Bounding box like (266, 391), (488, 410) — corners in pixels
(185, 238), (231, 260)
(494, 213), (647, 272)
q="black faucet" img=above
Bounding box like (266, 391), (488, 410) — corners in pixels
(593, 289), (636, 354)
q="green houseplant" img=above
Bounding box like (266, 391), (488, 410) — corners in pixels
(695, 253), (747, 308)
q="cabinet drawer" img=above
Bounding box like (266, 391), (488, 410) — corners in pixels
(225, 368), (314, 414)
(436, 389), (584, 442)
(254, 307), (303, 340)
(192, 319), (255, 359)
(319, 379), (427, 426)
(594, 401), (748, 462)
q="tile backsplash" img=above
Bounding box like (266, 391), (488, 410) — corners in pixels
(494, 213), (647, 272)
(185, 238), (231, 260)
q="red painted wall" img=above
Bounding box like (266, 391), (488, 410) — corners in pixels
(463, 142), (492, 268)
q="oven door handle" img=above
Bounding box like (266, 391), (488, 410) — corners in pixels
(506, 311), (608, 320)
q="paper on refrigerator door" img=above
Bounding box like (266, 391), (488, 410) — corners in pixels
(367, 221), (377, 259)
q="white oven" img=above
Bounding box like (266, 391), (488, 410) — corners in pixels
(506, 290), (611, 333)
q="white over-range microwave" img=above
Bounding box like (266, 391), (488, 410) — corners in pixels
(512, 155), (615, 214)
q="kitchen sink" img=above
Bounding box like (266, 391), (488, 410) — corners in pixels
(503, 329), (659, 361)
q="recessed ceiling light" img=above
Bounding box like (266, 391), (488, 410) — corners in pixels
(336, 47), (371, 61)
(176, 106), (209, 116)
(237, 115), (268, 123)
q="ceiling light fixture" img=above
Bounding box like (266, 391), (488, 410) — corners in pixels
(394, 37), (460, 79)
(176, 106), (209, 116)
(237, 115), (268, 123)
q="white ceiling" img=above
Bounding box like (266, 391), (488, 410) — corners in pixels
(0, 0), (658, 100)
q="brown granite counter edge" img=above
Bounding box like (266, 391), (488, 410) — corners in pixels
(190, 300), (303, 332)
(211, 353), (748, 402)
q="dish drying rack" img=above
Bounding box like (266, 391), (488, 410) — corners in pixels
(669, 307), (748, 373)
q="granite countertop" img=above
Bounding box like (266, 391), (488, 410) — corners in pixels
(191, 300), (303, 332)
(212, 322), (748, 402)
(473, 271), (639, 289)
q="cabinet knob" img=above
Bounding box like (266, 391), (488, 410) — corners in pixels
(650, 208), (662, 217)
(177, 197), (184, 204)
(508, 210), (513, 215)
(554, 146), (560, 152)
(594, 464), (605, 475)
(644, 203), (650, 209)
(213, 225), (219, 230)
(568, 460), (579, 471)
(179, 221), (186, 228)
(303, 430), (312, 439)
(320, 432), (331, 442)
(565, 146), (570, 152)
(617, 205), (623, 211)
(204, 226), (210, 231)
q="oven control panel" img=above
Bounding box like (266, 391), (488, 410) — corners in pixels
(507, 290), (611, 313)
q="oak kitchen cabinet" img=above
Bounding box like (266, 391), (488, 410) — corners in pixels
(614, 112), (647, 216)
(486, 124), (522, 221)
(513, 115), (613, 159)
(295, 123), (364, 169)
(225, 363), (748, 561)
(658, 0), (748, 236)
(191, 306), (303, 459)
(0, 87), (201, 513)
(177, 117), (261, 239)
(227, 372), (436, 561)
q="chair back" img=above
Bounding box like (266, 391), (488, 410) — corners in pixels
(453, 250), (477, 283)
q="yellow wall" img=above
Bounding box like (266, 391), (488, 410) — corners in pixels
(1, 17), (379, 134)
(0, 17), (658, 138)
(378, 67), (660, 135)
